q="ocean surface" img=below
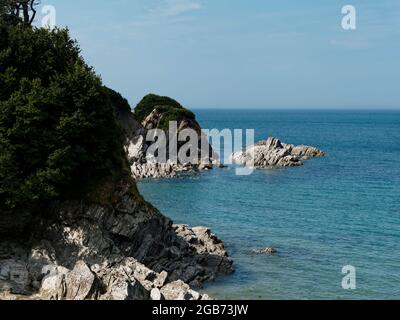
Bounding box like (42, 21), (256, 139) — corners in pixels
(137, 110), (400, 300)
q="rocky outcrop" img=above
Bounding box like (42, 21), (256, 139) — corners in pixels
(120, 95), (219, 180)
(160, 280), (211, 300)
(0, 255), (212, 301)
(231, 137), (325, 168)
(252, 247), (278, 255)
(171, 225), (233, 287)
(0, 183), (233, 300)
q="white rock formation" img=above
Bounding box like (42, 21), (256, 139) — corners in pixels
(231, 137), (325, 168)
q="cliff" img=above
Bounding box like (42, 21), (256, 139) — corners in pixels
(0, 89), (233, 302)
(0, 21), (233, 300)
(0, 90), (233, 301)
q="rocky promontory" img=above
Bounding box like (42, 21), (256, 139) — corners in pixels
(231, 137), (325, 168)
(0, 91), (233, 301)
(123, 94), (219, 179)
(0, 18), (233, 301)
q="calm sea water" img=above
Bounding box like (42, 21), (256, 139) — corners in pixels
(138, 110), (400, 300)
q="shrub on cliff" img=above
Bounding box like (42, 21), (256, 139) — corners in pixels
(134, 94), (189, 122)
(0, 20), (125, 209)
(134, 94), (196, 132)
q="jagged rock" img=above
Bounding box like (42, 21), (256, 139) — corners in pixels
(65, 261), (97, 300)
(0, 181), (233, 300)
(160, 280), (201, 301)
(40, 265), (69, 300)
(102, 278), (149, 301)
(174, 225), (228, 257)
(172, 224), (234, 283)
(231, 136), (325, 168)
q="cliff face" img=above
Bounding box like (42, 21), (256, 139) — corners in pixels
(0, 177), (233, 300)
(0, 91), (233, 300)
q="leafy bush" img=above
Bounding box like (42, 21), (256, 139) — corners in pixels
(0, 20), (125, 209)
(134, 93), (196, 133)
(104, 86), (131, 114)
(134, 93), (184, 123)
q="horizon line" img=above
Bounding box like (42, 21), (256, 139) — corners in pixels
(187, 107), (400, 111)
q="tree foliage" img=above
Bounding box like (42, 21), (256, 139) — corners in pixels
(134, 93), (196, 132)
(0, 20), (125, 209)
(134, 94), (185, 123)
(1, 0), (40, 25)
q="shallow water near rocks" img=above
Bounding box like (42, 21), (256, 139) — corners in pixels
(138, 109), (400, 300)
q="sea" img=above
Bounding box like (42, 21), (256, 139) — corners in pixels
(137, 109), (400, 300)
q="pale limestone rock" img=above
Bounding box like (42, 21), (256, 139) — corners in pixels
(102, 278), (149, 301)
(160, 280), (201, 301)
(231, 136), (325, 168)
(40, 265), (69, 300)
(150, 288), (164, 300)
(65, 261), (96, 300)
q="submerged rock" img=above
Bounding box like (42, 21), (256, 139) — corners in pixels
(231, 137), (325, 168)
(253, 247), (278, 255)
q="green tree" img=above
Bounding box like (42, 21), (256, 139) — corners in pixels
(0, 21), (125, 209)
(1, 0), (39, 25)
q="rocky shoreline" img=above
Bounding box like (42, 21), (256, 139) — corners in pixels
(0, 94), (326, 301)
(0, 94), (233, 301)
(0, 192), (233, 301)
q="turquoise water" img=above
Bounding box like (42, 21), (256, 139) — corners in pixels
(138, 110), (400, 300)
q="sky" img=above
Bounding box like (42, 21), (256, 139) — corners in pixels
(36, 0), (400, 109)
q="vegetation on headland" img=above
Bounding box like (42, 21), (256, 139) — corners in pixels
(0, 5), (128, 210)
(134, 94), (196, 131)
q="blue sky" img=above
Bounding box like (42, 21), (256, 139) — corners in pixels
(38, 0), (399, 109)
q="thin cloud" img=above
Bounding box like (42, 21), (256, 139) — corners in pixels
(153, 0), (203, 17)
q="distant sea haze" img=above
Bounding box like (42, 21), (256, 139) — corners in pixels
(139, 109), (400, 300)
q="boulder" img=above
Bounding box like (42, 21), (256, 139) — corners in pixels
(160, 280), (201, 301)
(65, 261), (97, 300)
(40, 265), (69, 299)
(102, 278), (149, 300)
